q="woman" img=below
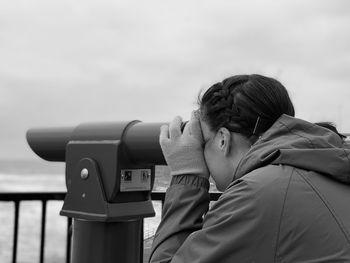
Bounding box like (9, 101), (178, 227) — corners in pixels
(149, 74), (350, 263)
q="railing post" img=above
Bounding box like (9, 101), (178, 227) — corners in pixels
(12, 201), (20, 263)
(40, 200), (47, 263)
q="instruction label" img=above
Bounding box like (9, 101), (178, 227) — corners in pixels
(120, 169), (151, 192)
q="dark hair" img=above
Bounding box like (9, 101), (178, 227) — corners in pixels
(315, 122), (347, 141)
(198, 74), (295, 140)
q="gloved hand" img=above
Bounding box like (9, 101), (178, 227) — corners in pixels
(159, 111), (209, 179)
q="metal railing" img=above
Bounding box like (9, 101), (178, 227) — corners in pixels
(0, 192), (69, 263)
(0, 191), (221, 263)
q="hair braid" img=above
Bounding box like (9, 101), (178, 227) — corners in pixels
(199, 74), (295, 139)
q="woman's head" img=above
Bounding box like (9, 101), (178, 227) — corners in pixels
(198, 74), (295, 191)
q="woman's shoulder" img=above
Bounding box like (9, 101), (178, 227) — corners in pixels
(217, 164), (296, 209)
(204, 165), (294, 230)
(229, 164), (294, 192)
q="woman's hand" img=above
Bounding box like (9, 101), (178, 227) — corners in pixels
(159, 112), (210, 179)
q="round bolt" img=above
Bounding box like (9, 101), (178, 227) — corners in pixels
(80, 168), (89, 180)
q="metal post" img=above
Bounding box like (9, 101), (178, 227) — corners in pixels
(71, 219), (142, 263)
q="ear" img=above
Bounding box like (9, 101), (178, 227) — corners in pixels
(217, 127), (231, 156)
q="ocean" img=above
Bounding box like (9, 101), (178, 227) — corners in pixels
(0, 159), (217, 263)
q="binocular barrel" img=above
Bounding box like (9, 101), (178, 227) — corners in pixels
(26, 121), (168, 165)
(26, 126), (75, 162)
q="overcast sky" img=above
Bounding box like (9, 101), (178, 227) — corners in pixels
(1, 0), (350, 159)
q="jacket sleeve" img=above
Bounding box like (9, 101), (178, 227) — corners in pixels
(149, 174), (211, 263)
(149, 171), (281, 263)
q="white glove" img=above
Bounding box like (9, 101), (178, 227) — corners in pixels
(159, 112), (209, 179)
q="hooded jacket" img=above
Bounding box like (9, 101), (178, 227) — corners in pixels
(149, 114), (350, 263)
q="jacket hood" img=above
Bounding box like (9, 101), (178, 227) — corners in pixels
(234, 114), (350, 183)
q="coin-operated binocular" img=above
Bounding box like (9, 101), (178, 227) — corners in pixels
(27, 121), (168, 263)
